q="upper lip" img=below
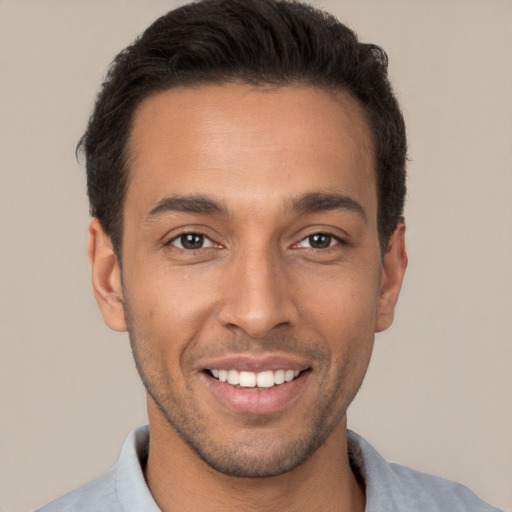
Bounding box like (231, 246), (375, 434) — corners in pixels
(198, 354), (311, 373)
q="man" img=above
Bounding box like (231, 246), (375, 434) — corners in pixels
(35, 0), (502, 510)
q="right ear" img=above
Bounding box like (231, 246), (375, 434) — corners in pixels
(88, 218), (127, 332)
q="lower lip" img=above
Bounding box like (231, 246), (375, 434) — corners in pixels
(203, 371), (310, 415)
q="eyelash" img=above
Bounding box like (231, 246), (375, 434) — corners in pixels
(166, 232), (219, 251)
(296, 233), (345, 250)
(166, 231), (346, 252)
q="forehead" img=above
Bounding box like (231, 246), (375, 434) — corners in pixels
(125, 84), (377, 221)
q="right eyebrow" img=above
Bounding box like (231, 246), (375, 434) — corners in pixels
(145, 194), (228, 221)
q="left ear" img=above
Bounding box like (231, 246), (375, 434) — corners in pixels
(376, 223), (408, 333)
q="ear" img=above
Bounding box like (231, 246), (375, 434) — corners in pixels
(88, 218), (127, 332)
(376, 223), (408, 333)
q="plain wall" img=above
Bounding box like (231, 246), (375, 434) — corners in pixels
(1, 1), (510, 511)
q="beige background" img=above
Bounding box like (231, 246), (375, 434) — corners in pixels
(1, 1), (511, 511)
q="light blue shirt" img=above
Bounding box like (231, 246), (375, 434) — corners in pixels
(35, 425), (503, 511)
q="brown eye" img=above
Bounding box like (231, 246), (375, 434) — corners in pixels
(300, 233), (336, 249)
(170, 233), (214, 250)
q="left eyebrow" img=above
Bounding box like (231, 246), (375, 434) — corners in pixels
(289, 192), (367, 222)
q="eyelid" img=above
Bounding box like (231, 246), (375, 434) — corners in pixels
(165, 230), (220, 250)
(174, 234), (213, 249)
(296, 232), (344, 249)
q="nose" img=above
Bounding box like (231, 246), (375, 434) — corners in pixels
(217, 248), (298, 339)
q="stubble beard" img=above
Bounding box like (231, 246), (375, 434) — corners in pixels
(123, 304), (373, 478)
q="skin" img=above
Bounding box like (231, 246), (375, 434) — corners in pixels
(89, 84), (407, 511)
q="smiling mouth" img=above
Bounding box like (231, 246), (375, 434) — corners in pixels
(207, 368), (306, 388)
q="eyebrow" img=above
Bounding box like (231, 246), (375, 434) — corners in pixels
(289, 192), (367, 221)
(146, 194), (228, 220)
(145, 191), (366, 222)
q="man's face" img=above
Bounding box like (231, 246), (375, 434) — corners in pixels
(91, 84), (406, 477)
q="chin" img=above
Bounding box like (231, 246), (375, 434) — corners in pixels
(175, 427), (330, 478)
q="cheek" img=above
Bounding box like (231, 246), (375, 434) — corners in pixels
(124, 262), (219, 350)
(298, 264), (380, 372)
(300, 265), (381, 333)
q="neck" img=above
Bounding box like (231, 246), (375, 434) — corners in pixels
(144, 402), (365, 512)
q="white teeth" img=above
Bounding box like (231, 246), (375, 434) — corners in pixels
(274, 369), (285, 384)
(227, 369), (239, 385)
(285, 369), (295, 382)
(209, 368), (302, 388)
(256, 370), (275, 388)
(239, 371), (256, 387)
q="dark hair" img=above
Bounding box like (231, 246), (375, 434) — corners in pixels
(79, 0), (406, 257)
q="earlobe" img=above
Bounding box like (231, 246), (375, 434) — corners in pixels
(375, 223), (408, 333)
(88, 218), (127, 332)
